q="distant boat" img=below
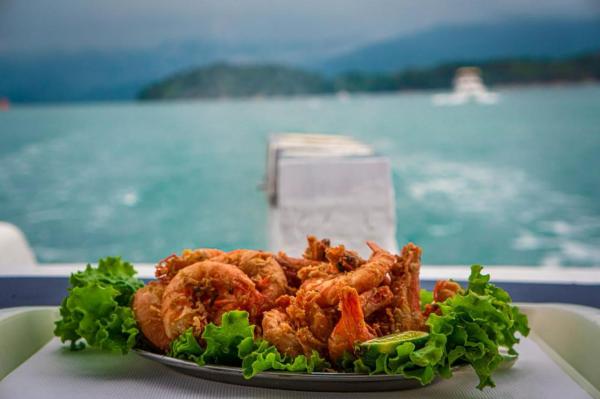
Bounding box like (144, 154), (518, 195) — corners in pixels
(432, 67), (498, 106)
(0, 98), (10, 111)
(336, 90), (351, 102)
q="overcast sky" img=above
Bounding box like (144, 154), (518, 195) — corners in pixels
(1, 0), (599, 54)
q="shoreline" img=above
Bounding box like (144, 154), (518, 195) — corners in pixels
(4, 80), (600, 108)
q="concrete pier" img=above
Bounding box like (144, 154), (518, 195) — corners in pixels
(265, 133), (398, 257)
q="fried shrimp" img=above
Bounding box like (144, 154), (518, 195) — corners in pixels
(392, 243), (422, 312)
(433, 280), (462, 302)
(264, 293), (331, 357)
(303, 236), (331, 261)
(328, 287), (375, 361)
(311, 241), (396, 307)
(262, 308), (304, 357)
(304, 235), (365, 272)
(360, 286), (394, 318)
(211, 250), (288, 308)
(135, 238), (425, 361)
(372, 243), (426, 334)
(275, 252), (309, 288)
(422, 281), (462, 319)
(296, 261), (339, 283)
(277, 236), (365, 289)
(155, 248), (224, 282)
(161, 261), (264, 339)
(132, 281), (170, 351)
(280, 242), (395, 357)
(390, 243), (426, 331)
(276, 251), (334, 289)
(324, 244), (365, 272)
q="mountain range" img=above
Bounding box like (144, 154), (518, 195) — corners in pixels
(320, 18), (600, 74)
(1, 17), (600, 103)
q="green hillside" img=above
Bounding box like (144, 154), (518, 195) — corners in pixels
(138, 63), (331, 100)
(334, 52), (600, 92)
(139, 52), (600, 100)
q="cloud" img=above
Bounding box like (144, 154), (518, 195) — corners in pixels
(1, 0), (598, 54)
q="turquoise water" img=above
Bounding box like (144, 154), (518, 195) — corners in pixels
(1, 85), (599, 266)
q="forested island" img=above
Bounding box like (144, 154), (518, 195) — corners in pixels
(138, 64), (330, 100)
(138, 51), (600, 100)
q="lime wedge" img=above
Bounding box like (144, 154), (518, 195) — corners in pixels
(359, 331), (429, 354)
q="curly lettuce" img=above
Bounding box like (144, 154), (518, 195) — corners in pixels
(348, 265), (529, 389)
(239, 339), (329, 378)
(433, 265), (530, 388)
(169, 328), (203, 361)
(200, 310), (256, 366)
(169, 310), (330, 378)
(54, 257), (144, 353)
(419, 288), (434, 311)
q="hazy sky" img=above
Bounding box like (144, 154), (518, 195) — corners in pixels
(1, 0), (599, 54)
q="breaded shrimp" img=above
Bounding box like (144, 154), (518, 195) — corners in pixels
(296, 326), (328, 356)
(360, 286), (394, 318)
(303, 236), (331, 261)
(282, 242), (394, 351)
(296, 261), (339, 283)
(372, 243), (426, 334)
(391, 243), (423, 313)
(328, 287), (375, 361)
(284, 286), (336, 347)
(303, 235), (365, 272)
(132, 281), (171, 351)
(312, 241), (396, 307)
(161, 261), (264, 339)
(433, 279), (462, 302)
(324, 244), (365, 272)
(261, 308), (304, 357)
(275, 252), (311, 288)
(277, 236), (363, 288)
(155, 248), (224, 282)
(211, 250), (288, 308)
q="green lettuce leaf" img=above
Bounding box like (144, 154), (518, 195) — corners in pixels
(54, 257), (143, 353)
(168, 310), (329, 378)
(351, 265), (529, 389)
(200, 310), (256, 366)
(69, 257), (142, 307)
(169, 328), (203, 361)
(240, 339), (329, 378)
(426, 265), (529, 388)
(351, 333), (444, 385)
(419, 289), (434, 311)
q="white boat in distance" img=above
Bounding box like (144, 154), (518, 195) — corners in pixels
(432, 67), (499, 106)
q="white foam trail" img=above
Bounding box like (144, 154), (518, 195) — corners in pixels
(392, 155), (600, 266)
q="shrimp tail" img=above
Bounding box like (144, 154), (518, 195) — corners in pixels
(366, 240), (385, 254)
(327, 287), (374, 361)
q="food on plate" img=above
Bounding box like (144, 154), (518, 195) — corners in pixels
(161, 260), (264, 339)
(131, 281), (170, 351)
(155, 248), (224, 283)
(54, 236), (529, 389)
(327, 286), (375, 361)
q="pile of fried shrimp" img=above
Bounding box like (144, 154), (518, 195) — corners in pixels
(132, 236), (460, 363)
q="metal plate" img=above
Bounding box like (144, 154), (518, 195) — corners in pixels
(134, 349), (434, 392)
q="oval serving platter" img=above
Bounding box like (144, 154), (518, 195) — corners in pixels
(134, 349), (433, 392)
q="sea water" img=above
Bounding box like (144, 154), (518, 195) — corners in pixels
(1, 85), (599, 266)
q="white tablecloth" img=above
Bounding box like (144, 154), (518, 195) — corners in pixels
(0, 337), (592, 399)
